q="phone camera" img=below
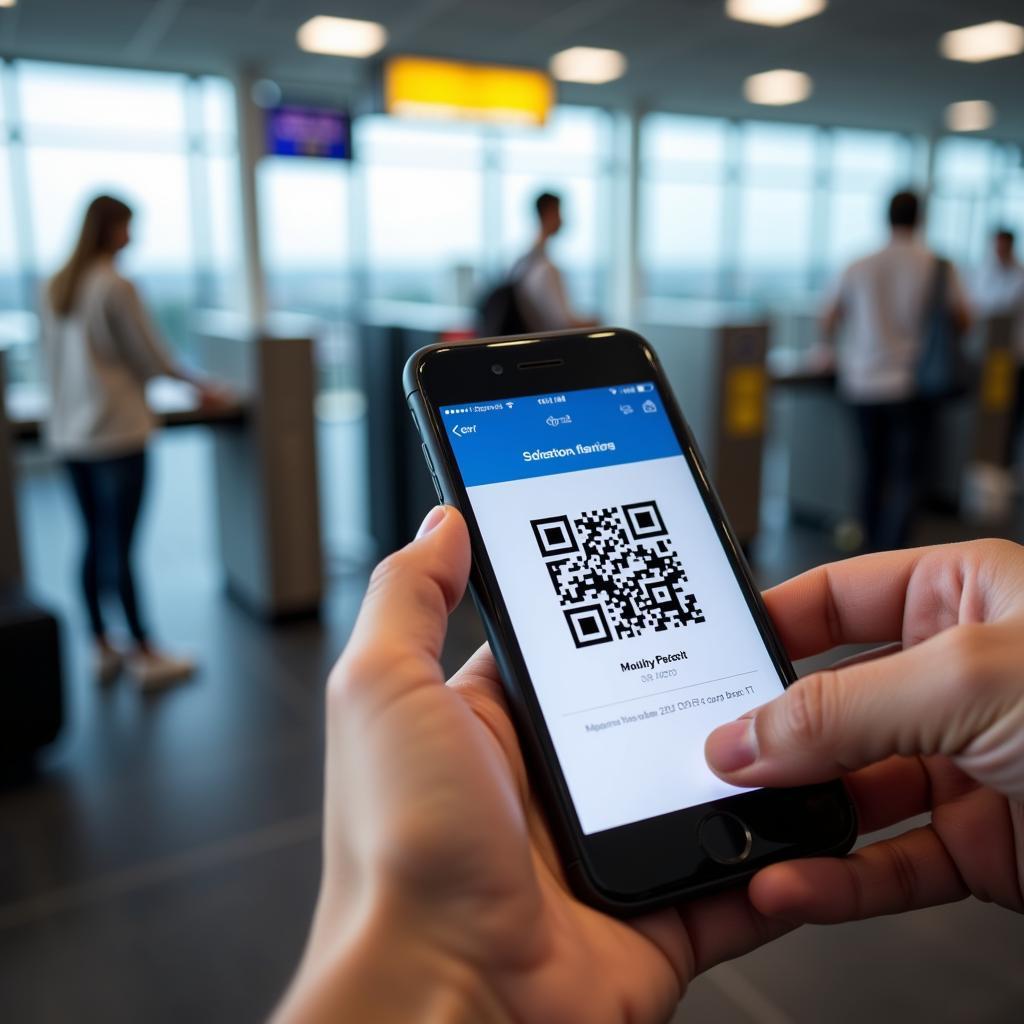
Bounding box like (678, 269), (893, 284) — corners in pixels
(491, 363), (504, 375)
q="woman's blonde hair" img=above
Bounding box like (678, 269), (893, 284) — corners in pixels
(48, 195), (132, 316)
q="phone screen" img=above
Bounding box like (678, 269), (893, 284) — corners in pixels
(441, 381), (786, 836)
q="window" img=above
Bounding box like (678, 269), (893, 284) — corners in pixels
(640, 115), (729, 300)
(356, 116), (485, 306)
(2, 60), (242, 375)
(930, 136), (1000, 268)
(825, 128), (914, 275)
(735, 122), (817, 300)
(639, 114), (931, 308)
(258, 158), (351, 317)
(496, 106), (611, 315)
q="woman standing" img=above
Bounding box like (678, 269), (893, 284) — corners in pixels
(40, 194), (225, 690)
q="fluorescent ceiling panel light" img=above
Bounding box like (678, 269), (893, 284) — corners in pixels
(296, 16), (388, 58)
(726, 0), (826, 28)
(939, 20), (1024, 63)
(0, 1), (18, 8)
(743, 68), (812, 105)
(550, 46), (628, 84)
(945, 100), (995, 133)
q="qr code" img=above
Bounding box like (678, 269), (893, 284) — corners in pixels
(530, 501), (706, 649)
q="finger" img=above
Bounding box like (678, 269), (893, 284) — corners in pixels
(447, 643), (504, 703)
(748, 825), (969, 924)
(705, 626), (997, 788)
(830, 641), (903, 670)
(843, 755), (932, 834)
(762, 548), (926, 661)
(335, 505), (470, 696)
(673, 886), (795, 975)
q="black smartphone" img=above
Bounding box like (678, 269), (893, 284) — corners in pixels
(404, 327), (856, 915)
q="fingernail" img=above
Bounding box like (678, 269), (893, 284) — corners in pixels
(706, 718), (758, 772)
(416, 505), (447, 539)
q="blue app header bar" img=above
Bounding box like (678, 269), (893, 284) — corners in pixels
(441, 382), (682, 487)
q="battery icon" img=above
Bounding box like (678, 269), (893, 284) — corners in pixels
(635, 383), (654, 393)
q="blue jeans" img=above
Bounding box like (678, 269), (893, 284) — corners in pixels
(66, 450), (148, 643)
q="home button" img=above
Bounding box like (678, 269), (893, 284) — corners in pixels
(698, 811), (752, 865)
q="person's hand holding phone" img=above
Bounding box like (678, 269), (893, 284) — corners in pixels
(274, 506), (791, 1024)
(706, 540), (1024, 924)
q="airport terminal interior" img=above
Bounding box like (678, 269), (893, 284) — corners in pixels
(2, 2), (1024, 1021)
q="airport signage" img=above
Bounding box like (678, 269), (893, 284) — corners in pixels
(266, 105), (352, 159)
(383, 55), (553, 126)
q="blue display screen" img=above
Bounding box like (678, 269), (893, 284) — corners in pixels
(265, 105), (351, 159)
(440, 382), (682, 487)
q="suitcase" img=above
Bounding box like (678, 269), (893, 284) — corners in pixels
(0, 586), (64, 769)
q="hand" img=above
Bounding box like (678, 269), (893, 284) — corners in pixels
(275, 506), (791, 1024)
(804, 342), (836, 374)
(194, 380), (235, 412)
(705, 540), (1024, 925)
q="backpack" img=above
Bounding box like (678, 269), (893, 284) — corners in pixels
(477, 278), (529, 337)
(915, 257), (967, 400)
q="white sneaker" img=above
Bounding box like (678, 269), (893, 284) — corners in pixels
(126, 649), (197, 692)
(94, 646), (123, 685)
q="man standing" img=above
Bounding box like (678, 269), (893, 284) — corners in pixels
(514, 192), (597, 332)
(821, 191), (970, 551)
(972, 227), (1024, 462)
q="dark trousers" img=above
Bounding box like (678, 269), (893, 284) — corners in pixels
(66, 450), (149, 644)
(853, 401), (931, 552)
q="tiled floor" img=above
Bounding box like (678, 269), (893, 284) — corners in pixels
(2, 429), (1023, 1023)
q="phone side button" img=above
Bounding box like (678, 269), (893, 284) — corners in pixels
(697, 812), (752, 865)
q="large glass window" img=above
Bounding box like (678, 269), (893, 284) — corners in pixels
(640, 114), (729, 299)
(258, 158), (351, 317)
(930, 136), (999, 268)
(192, 77), (244, 314)
(356, 117), (485, 307)
(0, 142), (19, 311)
(639, 114), (930, 308)
(825, 128), (914, 275)
(735, 122), (817, 300)
(2, 60), (242, 375)
(496, 106), (611, 315)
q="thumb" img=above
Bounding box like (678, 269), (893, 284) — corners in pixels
(334, 505), (470, 701)
(704, 623), (1023, 794)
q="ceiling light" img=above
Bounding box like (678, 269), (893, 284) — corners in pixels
(0, 1), (17, 8)
(550, 46), (627, 84)
(726, 0), (826, 28)
(296, 16), (388, 58)
(743, 68), (812, 105)
(945, 100), (996, 133)
(939, 21), (1024, 63)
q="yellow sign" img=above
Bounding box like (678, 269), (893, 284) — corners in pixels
(384, 56), (553, 126)
(725, 365), (766, 437)
(981, 347), (1015, 412)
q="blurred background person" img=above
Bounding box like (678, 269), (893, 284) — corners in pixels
(972, 227), (1024, 464)
(515, 191), (598, 332)
(820, 190), (970, 551)
(41, 194), (227, 690)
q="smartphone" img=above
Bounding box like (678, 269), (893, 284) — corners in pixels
(404, 328), (856, 914)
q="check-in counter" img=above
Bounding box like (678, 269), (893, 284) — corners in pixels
(1, 359), (249, 589)
(2, 315), (322, 621)
(197, 313), (323, 619)
(770, 313), (1017, 533)
(639, 300), (770, 547)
